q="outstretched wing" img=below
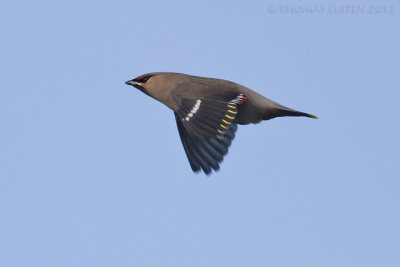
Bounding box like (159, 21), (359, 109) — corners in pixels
(173, 93), (247, 175)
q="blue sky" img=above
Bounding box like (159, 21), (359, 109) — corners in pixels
(1, 0), (399, 266)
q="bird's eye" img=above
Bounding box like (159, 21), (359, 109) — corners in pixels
(136, 75), (153, 83)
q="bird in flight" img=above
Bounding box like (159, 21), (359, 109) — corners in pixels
(126, 72), (317, 175)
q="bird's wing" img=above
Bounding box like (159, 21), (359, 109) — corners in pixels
(172, 93), (248, 175)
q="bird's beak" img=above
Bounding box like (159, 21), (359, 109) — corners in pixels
(125, 79), (151, 96)
(125, 80), (139, 86)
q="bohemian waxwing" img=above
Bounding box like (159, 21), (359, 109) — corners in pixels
(126, 72), (317, 175)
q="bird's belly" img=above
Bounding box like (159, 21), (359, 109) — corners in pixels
(234, 104), (264, 125)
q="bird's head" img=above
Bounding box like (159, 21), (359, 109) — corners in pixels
(125, 73), (158, 96)
(125, 72), (186, 107)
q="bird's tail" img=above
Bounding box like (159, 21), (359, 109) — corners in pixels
(263, 105), (317, 120)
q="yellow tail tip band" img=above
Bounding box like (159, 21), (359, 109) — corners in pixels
(308, 114), (318, 119)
